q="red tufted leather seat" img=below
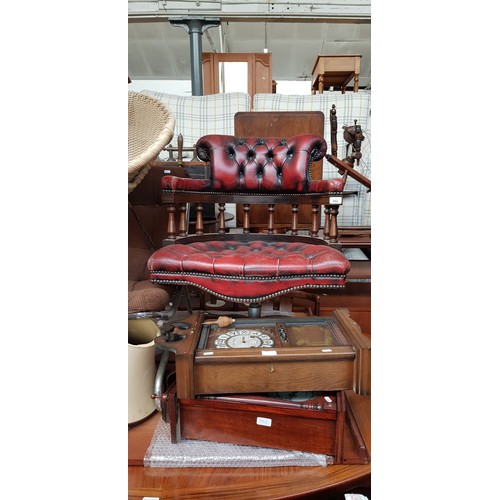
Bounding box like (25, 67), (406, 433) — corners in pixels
(148, 134), (350, 316)
(148, 236), (349, 303)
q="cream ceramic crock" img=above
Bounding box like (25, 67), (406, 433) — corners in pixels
(128, 318), (160, 425)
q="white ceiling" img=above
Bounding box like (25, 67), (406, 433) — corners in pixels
(128, 1), (371, 87)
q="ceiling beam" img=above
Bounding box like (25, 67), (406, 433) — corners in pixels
(128, 0), (371, 22)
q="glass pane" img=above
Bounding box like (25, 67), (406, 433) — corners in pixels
(219, 61), (248, 93)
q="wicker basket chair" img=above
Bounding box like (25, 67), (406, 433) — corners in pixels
(128, 91), (175, 193)
(128, 91), (176, 314)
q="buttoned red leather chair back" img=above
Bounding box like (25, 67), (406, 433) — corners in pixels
(196, 135), (327, 192)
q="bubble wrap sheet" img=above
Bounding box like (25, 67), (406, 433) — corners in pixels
(144, 418), (333, 468)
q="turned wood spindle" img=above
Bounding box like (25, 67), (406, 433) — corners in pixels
(195, 203), (204, 235)
(323, 205), (331, 241)
(243, 204), (251, 233)
(311, 204), (320, 237)
(330, 104), (338, 158)
(166, 204), (177, 240)
(177, 134), (184, 167)
(267, 204), (275, 234)
(291, 204), (299, 235)
(178, 203), (187, 237)
(218, 203), (226, 234)
(328, 204), (339, 243)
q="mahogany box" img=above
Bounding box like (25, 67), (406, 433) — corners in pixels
(164, 383), (370, 464)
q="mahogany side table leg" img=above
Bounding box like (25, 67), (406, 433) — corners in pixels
(319, 75), (324, 94)
(354, 74), (359, 92)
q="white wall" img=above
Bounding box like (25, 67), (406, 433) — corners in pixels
(128, 79), (311, 96)
(274, 80), (311, 95)
(128, 79), (191, 95)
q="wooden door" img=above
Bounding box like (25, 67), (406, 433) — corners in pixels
(202, 52), (272, 101)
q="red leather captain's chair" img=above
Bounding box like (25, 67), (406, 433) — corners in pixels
(148, 134), (350, 318)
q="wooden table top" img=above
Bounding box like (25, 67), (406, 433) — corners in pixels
(311, 54), (362, 73)
(129, 392), (370, 499)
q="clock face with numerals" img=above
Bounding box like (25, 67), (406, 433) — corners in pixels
(213, 329), (275, 349)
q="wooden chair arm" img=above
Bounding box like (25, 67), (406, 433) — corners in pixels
(325, 154), (371, 192)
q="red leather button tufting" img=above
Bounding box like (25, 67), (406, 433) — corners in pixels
(148, 240), (350, 302)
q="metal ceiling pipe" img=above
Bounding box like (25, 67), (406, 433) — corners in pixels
(170, 17), (220, 96)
